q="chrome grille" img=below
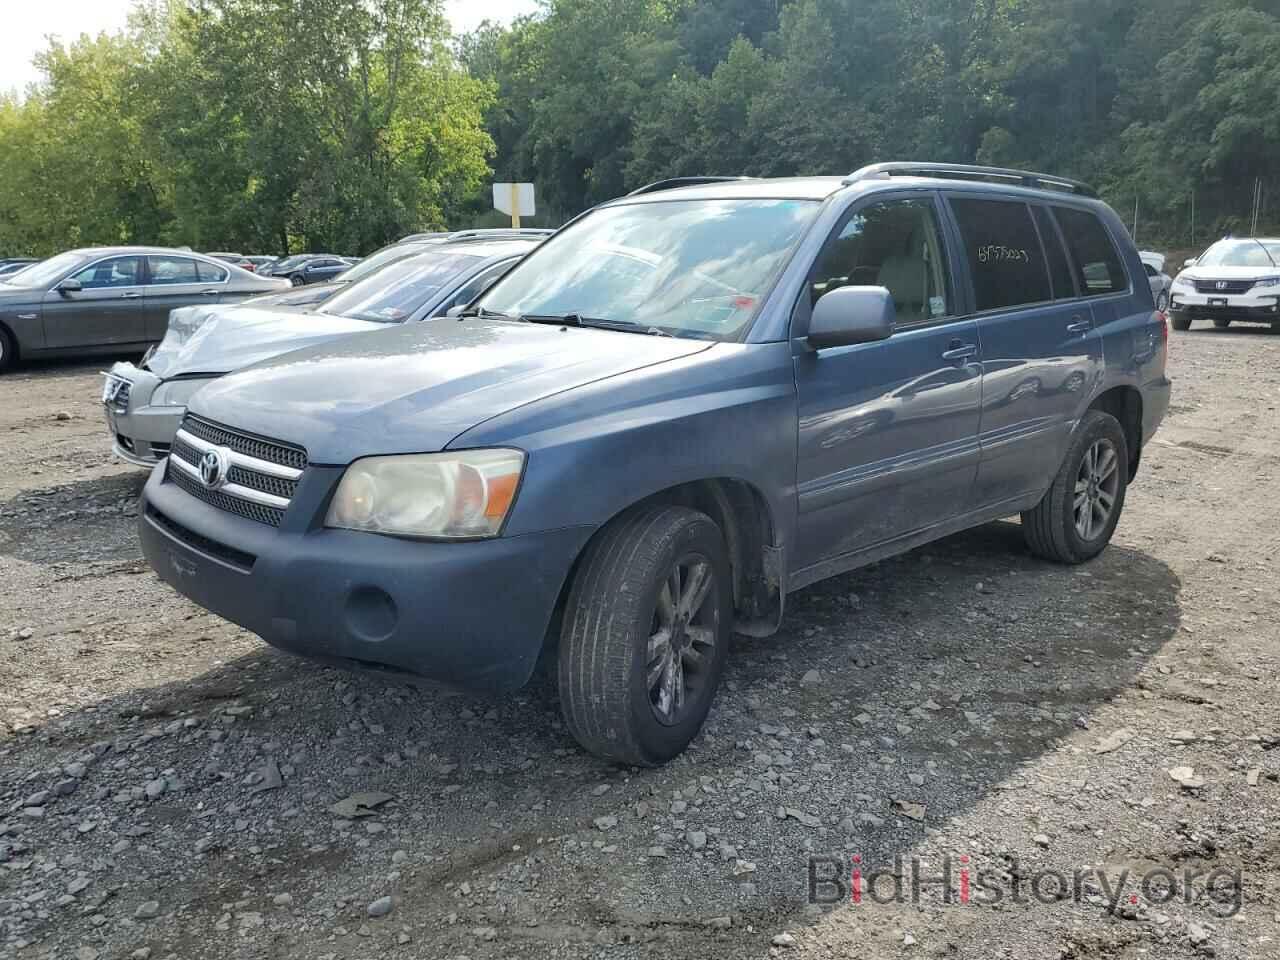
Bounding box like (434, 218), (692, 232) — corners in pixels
(167, 415), (306, 527)
(181, 415), (307, 471)
(1194, 278), (1254, 295)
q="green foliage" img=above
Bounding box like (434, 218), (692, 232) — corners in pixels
(0, 0), (493, 257)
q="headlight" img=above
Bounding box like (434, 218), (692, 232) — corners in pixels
(1253, 277), (1280, 288)
(151, 377), (215, 408)
(326, 449), (525, 539)
(1171, 277), (1194, 291)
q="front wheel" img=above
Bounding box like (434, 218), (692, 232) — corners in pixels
(1022, 410), (1129, 564)
(1213, 318), (1231, 329)
(1169, 311), (1192, 331)
(290, 273), (305, 287)
(558, 506), (731, 766)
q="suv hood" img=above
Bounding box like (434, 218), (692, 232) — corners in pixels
(189, 318), (715, 464)
(146, 303), (381, 379)
(1180, 264), (1280, 281)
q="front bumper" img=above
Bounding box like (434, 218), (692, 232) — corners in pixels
(1170, 289), (1280, 322)
(138, 464), (593, 693)
(102, 364), (187, 466)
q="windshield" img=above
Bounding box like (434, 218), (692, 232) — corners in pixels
(4, 251), (91, 287)
(319, 250), (483, 322)
(477, 198), (819, 338)
(335, 241), (430, 284)
(1197, 240), (1279, 268)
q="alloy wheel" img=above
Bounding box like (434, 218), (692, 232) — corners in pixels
(646, 554), (719, 726)
(1074, 439), (1120, 541)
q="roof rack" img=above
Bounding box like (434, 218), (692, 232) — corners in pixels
(626, 176), (755, 197)
(842, 162), (1097, 198)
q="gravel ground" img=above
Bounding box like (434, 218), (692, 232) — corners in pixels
(1, 327), (1278, 960)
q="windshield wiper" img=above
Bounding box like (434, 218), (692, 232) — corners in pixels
(456, 305), (512, 320)
(521, 313), (676, 336)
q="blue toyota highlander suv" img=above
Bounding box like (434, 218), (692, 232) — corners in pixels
(138, 163), (1171, 765)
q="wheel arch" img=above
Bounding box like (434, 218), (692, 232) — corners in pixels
(1088, 384), (1143, 479)
(545, 476), (784, 651)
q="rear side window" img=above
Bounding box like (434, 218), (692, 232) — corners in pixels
(1052, 206), (1127, 295)
(197, 261), (229, 282)
(1032, 206), (1075, 299)
(148, 256), (201, 285)
(950, 198), (1051, 311)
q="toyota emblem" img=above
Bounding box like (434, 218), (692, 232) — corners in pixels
(199, 447), (231, 489)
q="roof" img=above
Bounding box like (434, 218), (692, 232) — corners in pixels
(426, 237), (544, 260)
(613, 169), (1106, 207)
(66, 245), (228, 257)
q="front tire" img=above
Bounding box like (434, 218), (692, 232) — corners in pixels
(1213, 318), (1231, 329)
(290, 273), (305, 287)
(1169, 311), (1192, 331)
(558, 506), (731, 766)
(1022, 410), (1129, 564)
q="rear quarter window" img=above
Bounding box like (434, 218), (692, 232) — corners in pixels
(1052, 206), (1127, 296)
(949, 198), (1052, 311)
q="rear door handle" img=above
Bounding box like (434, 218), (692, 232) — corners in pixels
(1066, 316), (1091, 334)
(941, 341), (978, 361)
(121, 291), (142, 299)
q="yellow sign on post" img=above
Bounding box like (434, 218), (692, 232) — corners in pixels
(493, 182), (536, 228)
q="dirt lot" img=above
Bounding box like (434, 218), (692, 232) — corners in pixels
(1, 327), (1279, 960)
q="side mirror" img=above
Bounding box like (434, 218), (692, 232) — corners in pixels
(807, 286), (896, 350)
(1183, 258), (1197, 268)
(445, 305), (466, 318)
(56, 278), (82, 295)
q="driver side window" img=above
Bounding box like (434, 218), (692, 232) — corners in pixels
(810, 198), (951, 325)
(72, 256), (143, 290)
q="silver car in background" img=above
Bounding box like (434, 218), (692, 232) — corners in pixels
(102, 237), (541, 465)
(1140, 251), (1172, 311)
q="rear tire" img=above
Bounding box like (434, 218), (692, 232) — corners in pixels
(0, 327), (13, 373)
(1022, 410), (1129, 565)
(1213, 318), (1231, 329)
(1169, 311), (1192, 331)
(558, 505), (731, 766)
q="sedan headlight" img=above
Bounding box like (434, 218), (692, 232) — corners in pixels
(326, 449), (525, 539)
(151, 377), (216, 408)
(1253, 277), (1280, 288)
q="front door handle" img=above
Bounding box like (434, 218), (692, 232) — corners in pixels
(121, 291), (142, 299)
(1066, 316), (1092, 334)
(941, 341), (978, 361)
(201, 289), (220, 296)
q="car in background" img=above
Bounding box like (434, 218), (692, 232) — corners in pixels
(102, 237), (540, 465)
(207, 252), (257, 272)
(245, 255), (277, 273)
(0, 259), (38, 278)
(0, 247), (289, 373)
(1140, 251), (1171, 312)
(272, 254), (353, 286)
(1168, 237), (1280, 332)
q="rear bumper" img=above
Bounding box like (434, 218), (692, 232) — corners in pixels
(138, 465), (592, 692)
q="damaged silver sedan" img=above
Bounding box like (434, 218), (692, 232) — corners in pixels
(102, 237), (541, 465)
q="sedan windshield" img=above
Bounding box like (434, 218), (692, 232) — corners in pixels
(1197, 240), (1278, 268)
(477, 198), (820, 338)
(318, 251), (482, 322)
(334, 241), (431, 285)
(4, 251), (91, 287)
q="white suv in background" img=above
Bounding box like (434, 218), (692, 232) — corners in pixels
(1169, 237), (1280, 332)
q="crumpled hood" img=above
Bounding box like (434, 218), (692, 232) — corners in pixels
(146, 303), (381, 379)
(189, 318), (715, 463)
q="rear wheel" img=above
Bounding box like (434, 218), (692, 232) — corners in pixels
(1169, 311), (1192, 331)
(0, 327), (14, 373)
(1213, 318), (1231, 329)
(558, 506), (731, 766)
(1022, 410), (1129, 564)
